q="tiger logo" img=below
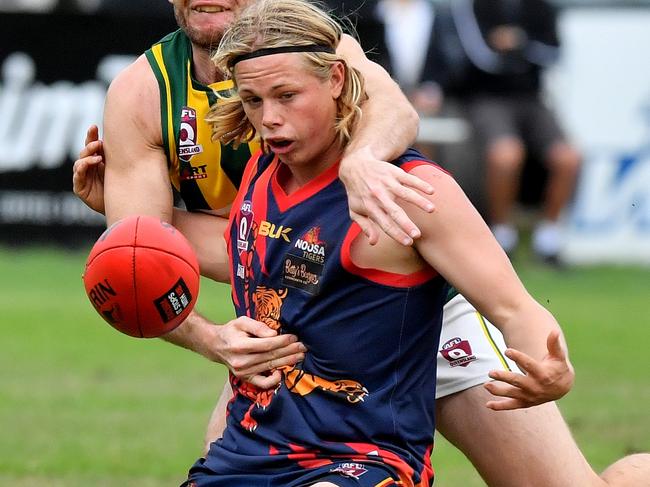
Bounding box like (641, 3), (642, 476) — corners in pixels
(302, 226), (324, 245)
(235, 285), (368, 432)
(252, 286), (287, 330)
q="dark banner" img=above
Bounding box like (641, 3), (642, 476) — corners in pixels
(0, 12), (175, 246)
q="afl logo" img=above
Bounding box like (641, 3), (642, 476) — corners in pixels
(178, 107), (204, 158)
(440, 337), (477, 368)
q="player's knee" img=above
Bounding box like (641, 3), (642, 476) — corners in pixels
(600, 453), (650, 487)
(547, 142), (581, 176)
(486, 137), (526, 172)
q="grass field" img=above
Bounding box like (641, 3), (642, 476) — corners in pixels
(1, 245), (648, 486)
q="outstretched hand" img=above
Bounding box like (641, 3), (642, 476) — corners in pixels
(214, 316), (307, 389)
(339, 147), (435, 246)
(483, 329), (574, 410)
(72, 124), (106, 214)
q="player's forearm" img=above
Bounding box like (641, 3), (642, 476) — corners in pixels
(345, 79), (418, 162)
(161, 310), (221, 362)
(499, 302), (567, 360)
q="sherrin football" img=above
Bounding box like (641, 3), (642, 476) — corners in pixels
(83, 215), (200, 338)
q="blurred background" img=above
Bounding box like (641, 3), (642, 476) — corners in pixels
(0, 1), (649, 486)
(1, 0), (650, 262)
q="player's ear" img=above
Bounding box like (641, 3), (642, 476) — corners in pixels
(329, 61), (345, 100)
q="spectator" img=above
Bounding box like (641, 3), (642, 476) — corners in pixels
(440, 0), (581, 263)
(376, 0), (469, 158)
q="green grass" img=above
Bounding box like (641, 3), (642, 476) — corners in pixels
(1, 246), (648, 486)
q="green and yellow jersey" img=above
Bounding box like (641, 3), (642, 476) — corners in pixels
(145, 30), (260, 215)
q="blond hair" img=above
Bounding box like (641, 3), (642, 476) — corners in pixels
(206, 0), (366, 149)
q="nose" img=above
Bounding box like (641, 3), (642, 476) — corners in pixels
(261, 101), (283, 129)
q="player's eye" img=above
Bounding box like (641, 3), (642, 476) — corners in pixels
(243, 96), (262, 106)
(280, 92), (295, 101)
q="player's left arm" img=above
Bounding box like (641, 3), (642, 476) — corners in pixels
(336, 34), (435, 247)
(170, 208), (230, 283)
(405, 165), (574, 409)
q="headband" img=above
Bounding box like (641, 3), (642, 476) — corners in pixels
(230, 45), (336, 67)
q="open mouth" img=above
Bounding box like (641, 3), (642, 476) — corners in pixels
(192, 6), (228, 13)
(271, 140), (291, 148)
(266, 138), (294, 152)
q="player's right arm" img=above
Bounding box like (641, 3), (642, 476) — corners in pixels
(102, 55), (173, 225)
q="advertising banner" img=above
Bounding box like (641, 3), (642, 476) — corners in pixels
(554, 9), (650, 264)
(0, 12), (174, 245)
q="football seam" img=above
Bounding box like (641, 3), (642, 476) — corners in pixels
(86, 244), (199, 272)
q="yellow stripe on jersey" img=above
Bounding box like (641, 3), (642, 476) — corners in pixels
(183, 66), (239, 213)
(375, 478), (396, 487)
(151, 44), (180, 192)
(476, 312), (511, 371)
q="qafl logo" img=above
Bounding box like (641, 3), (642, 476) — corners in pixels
(440, 337), (477, 368)
(178, 107), (204, 158)
(237, 200), (254, 255)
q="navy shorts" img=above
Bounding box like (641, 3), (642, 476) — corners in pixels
(182, 458), (399, 487)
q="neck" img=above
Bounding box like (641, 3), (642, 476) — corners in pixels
(278, 143), (343, 194)
(191, 44), (223, 85)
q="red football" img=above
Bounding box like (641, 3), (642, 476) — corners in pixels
(83, 215), (200, 338)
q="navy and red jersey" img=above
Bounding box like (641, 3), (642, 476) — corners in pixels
(206, 148), (448, 487)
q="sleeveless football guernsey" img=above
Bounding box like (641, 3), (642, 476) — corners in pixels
(196, 149), (449, 487)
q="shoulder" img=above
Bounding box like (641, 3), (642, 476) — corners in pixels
(106, 55), (158, 103)
(394, 152), (464, 224)
(408, 162), (456, 193)
(104, 55), (162, 144)
(392, 149), (451, 178)
(107, 54), (159, 105)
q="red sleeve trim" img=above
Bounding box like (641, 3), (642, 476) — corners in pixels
(400, 159), (451, 176)
(340, 224), (438, 287)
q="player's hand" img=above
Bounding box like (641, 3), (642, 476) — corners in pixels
(339, 146), (435, 246)
(214, 316), (307, 389)
(483, 329), (574, 410)
(72, 124), (106, 214)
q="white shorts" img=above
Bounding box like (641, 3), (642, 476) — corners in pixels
(436, 294), (521, 399)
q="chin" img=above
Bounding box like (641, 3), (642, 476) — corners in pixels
(186, 25), (227, 49)
(178, 12), (232, 49)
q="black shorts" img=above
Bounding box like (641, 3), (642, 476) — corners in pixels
(467, 93), (567, 163)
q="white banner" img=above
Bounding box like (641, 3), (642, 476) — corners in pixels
(554, 9), (650, 264)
